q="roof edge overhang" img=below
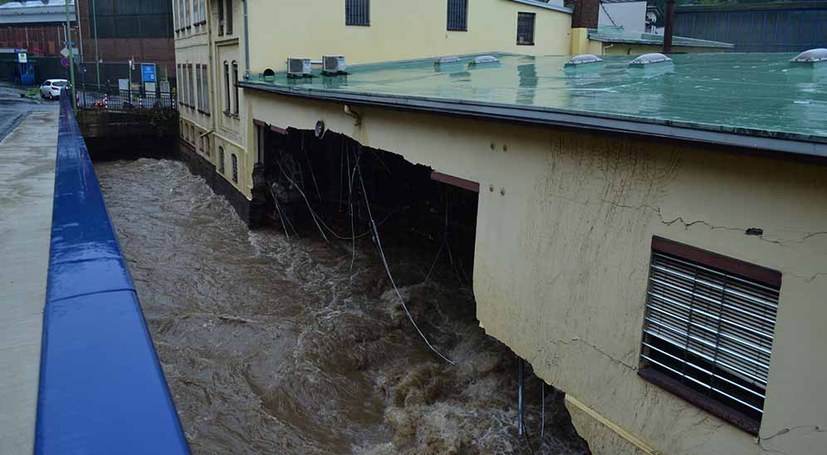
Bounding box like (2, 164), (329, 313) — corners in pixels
(239, 81), (827, 162)
(509, 0), (573, 15)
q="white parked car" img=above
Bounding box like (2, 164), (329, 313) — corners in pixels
(40, 79), (69, 100)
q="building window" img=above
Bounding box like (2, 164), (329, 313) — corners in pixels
(447, 0), (468, 31)
(223, 61), (230, 114)
(346, 0), (370, 26)
(517, 12), (535, 45)
(204, 136), (211, 157)
(231, 153), (238, 183)
(225, 0), (234, 34)
(189, 64), (195, 109)
(232, 61), (239, 116)
(218, 0), (225, 35)
(201, 65), (210, 114)
(182, 64), (190, 106)
(218, 146), (225, 174)
(639, 236), (781, 435)
(185, 0), (191, 28)
(198, 0), (207, 24)
(195, 64), (202, 111)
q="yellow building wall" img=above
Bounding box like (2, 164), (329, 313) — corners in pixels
(246, 90), (827, 455)
(175, 19), (216, 165)
(247, 0), (573, 73)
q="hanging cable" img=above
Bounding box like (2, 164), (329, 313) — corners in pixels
(356, 159), (455, 366)
(269, 184), (294, 242)
(278, 162), (330, 243)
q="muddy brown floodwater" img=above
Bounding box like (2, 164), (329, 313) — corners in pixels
(96, 158), (589, 455)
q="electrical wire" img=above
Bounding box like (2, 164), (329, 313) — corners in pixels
(356, 160), (456, 366)
(278, 163), (330, 243)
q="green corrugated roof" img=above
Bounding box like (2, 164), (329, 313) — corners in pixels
(245, 53), (827, 145)
(588, 27), (734, 49)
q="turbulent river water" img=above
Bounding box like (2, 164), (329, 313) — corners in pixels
(96, 159), (588, 455)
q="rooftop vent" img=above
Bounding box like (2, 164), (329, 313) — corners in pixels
(435, 56), (460, 65)
(468, 55), (500, 68)
(629, 53), (672, 67)
(790, 48), (827, 64)
(564, 54), (602, 67)
(262, 68), (276, 82)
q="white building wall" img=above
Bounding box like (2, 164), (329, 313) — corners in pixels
(598, 1), (647, 32)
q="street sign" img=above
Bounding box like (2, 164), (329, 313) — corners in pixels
(17, 52), (27, 64)
(141, 63), (157, 83)
(61, 57), (70, 68)
(60, 48), (69, 58)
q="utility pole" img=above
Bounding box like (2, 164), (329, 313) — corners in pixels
(65, 0), (77, 111)
(92, 0), (101, 91)
(663, 0), (676, 54)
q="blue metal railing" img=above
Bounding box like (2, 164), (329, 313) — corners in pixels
(35, 92), (190, 455)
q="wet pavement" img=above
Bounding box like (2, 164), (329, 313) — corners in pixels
(0, 82), (59, 454)
(0, 83), (54, 142)
(95, 158), (589, 455)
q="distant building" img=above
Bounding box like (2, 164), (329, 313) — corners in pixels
(588, 26), (732, 55)
(75, 0), (175, 84)
(0, 0), (77, 56)
(0, 0), (174, 86)
(675, 1), (827, 52)
(598, 0), (647, 32)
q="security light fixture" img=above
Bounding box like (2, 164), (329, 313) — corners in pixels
(315, 120), (326, 139)
(564, 54), (603, 68)
(629, 53), (673, 67)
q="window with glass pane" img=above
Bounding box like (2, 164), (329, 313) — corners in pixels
(640, 236), (781, 435)
(517, 12), (535, 45)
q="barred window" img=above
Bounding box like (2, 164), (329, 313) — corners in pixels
(447, 0), (468, 31)
(346, 0), (370, 26)
(218, 146), (225, 174)
(517, 12), (535, 45)
(231, 154), (239, 183)
(640, 236), (781, 435)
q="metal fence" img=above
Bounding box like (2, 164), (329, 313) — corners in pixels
(76, 83), (178, 111)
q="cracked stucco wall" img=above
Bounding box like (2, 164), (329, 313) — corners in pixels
(247, 92), (827, 455)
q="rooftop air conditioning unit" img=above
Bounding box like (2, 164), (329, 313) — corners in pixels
(287, 58), (312, 78)
(323, 55), (347, 75)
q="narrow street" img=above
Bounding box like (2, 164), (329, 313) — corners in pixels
(0, 83), (53, 142)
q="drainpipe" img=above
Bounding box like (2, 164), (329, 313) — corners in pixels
(243, 0), (250, 79)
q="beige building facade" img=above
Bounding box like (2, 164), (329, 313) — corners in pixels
(172, 1), (825, 454)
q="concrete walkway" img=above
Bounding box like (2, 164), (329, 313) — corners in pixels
(0, 108), (59, 454)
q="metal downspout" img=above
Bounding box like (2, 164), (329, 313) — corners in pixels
(243, 0), (251, 79)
